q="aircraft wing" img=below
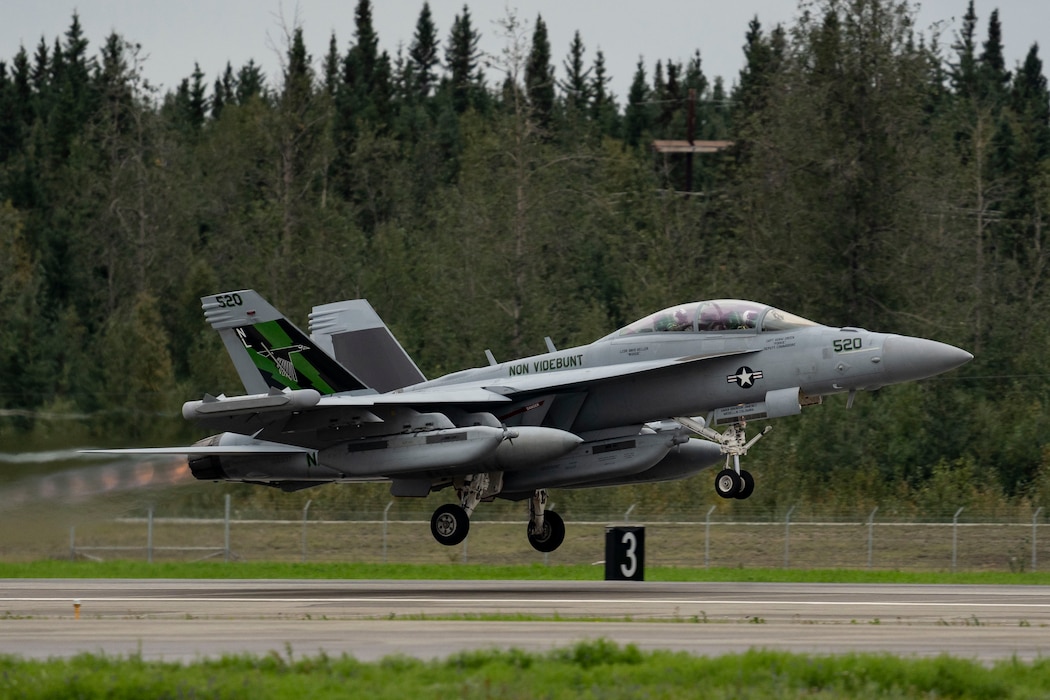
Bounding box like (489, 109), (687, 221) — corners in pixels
(330, 388), (513, 405)
(181, 349), (755, 431)
(81, 445), (313, 456)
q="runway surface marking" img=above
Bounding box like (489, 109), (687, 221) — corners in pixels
(2, 581), (1049, 662)
(7, 595), (1050, 609)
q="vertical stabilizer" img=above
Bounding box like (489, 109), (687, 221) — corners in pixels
(202, 290), (370, 395)
(310, 299), (426, 392)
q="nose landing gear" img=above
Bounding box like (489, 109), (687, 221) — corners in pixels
(675, 416), (771, 500)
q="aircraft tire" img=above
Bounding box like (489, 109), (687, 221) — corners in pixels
(714, 469), (740, 499)
(527, 510), (566, 553)
(431, 503), (470, 546)
(735, 470), (755, 500)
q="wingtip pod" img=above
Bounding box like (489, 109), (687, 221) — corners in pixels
(881, 336), (973, 385)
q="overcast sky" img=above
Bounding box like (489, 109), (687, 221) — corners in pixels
(2, 1), (1048, 100)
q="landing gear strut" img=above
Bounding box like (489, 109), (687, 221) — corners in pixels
(526, 489), (565, 553)
(428, 477), (567, 552)
(430, 472), (501, 547)
(676, 416), (770, 500)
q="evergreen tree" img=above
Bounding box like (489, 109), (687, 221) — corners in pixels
(656, 59), (682, 136)
(0, 62), (13, 162)
(338, 0), (393, 137)
(171, 63), (207, 134)
(1011, 44), (1050, 161)
(235, 60), (266, 104)
(188, 63), (208, 127)
(94, 33), (135, 132)
(1000, 44), (1050, 266)
(409, 2), (439, 99)
(444, 5), (483, 114)
(282, 28), (313, 110)
(624, 59), (651, 147)
(734, 17), (782, 120)
(11, 47), (32, 124)
(323, 33), (340, 98)
(50, 14), (95, 159)
(560, 30), (590, 113)
(950, 1), (979, 99)
(525, 15), (555, 129)
(683, 50), (707, 99)
(978, 8), (1010, 108)
(212, 63), (235, 119)
(273, 26), (330, 295)
(589, 49), (618, 136)
(31, 38), (49, 93)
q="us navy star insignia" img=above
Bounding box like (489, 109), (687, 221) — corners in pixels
(728, 366), (763, 388)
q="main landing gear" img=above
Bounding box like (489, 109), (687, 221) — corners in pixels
(428, 476), (566, 553)
(526, 489), (565, 553)
(675, 416), (771, 501)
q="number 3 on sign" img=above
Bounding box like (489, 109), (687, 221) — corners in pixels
(620, 531), (638, 578)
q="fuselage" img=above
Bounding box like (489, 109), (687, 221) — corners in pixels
(406, 299), (972, 434)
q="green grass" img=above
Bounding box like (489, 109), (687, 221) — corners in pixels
(5, 559), (1050, 584)
(2, 641), (1049, 699)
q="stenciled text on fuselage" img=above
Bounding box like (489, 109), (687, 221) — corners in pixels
(508, 354), (585, 376)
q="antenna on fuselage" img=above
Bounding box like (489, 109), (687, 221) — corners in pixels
(485, 349), (498, 366)
(544, 337), (557, 353)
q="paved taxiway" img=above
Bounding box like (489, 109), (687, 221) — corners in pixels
(1, 580), (1048, 662)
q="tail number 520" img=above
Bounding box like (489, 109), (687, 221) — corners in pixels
(215, 293), (243, 308)
(832, 337), (862, 352)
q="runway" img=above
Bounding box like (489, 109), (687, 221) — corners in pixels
(1, 579), (1049, 662)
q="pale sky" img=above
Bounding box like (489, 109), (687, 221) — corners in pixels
(2, 1), (1048, 100)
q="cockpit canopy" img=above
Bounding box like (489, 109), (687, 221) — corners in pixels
(603, 300), (820, 339)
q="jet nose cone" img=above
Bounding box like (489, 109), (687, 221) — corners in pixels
(881, 336), (973, 384)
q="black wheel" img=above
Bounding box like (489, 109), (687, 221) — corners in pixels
(735, 469), (755, 500)
(430, 503), (470, 546)
(527, 510), (565, 553)
(714, 469), (740, 499)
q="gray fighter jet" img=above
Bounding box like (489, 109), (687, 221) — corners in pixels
(88, 291), (972, 552)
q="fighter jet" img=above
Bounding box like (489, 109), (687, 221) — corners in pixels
(87, 291), (972, 552)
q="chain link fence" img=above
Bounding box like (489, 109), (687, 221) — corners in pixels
(45, 496), (1049, 572)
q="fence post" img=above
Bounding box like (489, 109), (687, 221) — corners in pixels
(1034, 507), (1043, 572)
(952, 507), (964, 572)
(382, 501), (393, 564)
(867, 506), (878, 569)
(147, 506), (154, 564)
(301, 499), (312, 563)
(784, 506), (796, 569)
(224, 494), (231, 563)
(704, 505), (716, 568)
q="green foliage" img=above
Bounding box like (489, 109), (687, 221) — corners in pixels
(7, 560), (1050, 585)
(2, 644), (1050, 699)
(1, 2), (1049, 516)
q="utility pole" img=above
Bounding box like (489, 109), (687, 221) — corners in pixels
(651, 89), (733, 194)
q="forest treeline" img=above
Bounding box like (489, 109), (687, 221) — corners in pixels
(2, 0), (1050, 516)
